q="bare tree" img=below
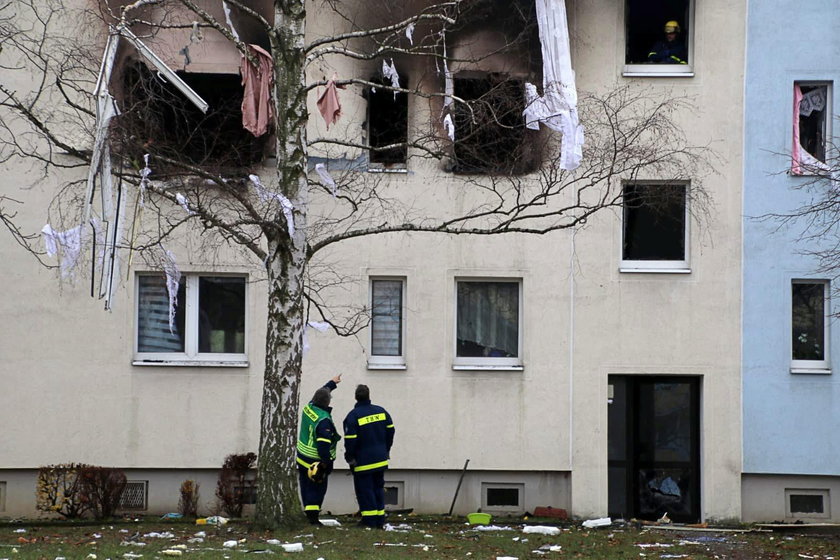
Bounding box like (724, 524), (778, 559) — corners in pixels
(0, 0), (710, 527)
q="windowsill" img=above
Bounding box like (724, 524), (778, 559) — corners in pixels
(133, 359), (249, 368)
(367, 363), (407, 371)
(367, 165), (408, 174)
(453, 364), (524, 372)
(790, 367), (832, 375)
(622, 64), (694, 78)
(620, 267), (691, 274)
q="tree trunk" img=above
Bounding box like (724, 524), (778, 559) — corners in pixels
(255, 0), (309, 529)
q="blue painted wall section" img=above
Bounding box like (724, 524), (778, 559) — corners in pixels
(743, 0), (840, 475)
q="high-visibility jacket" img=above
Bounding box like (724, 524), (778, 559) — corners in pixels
(343, 400), (394, 473)
(296, 384), (341, 468)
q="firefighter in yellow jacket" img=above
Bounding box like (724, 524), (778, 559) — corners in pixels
(296, 374), (342, 525)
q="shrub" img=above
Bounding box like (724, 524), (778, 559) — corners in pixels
(215, 452), (257, 518)
(178, 479), (200, 517)
(36, 463), (92, 519)
(77, 466), (127, 520)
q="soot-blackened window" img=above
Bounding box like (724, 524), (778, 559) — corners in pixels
(122, 62), (267, 168)
(367, 77), (408, 166)
(452, 75), (537, 175)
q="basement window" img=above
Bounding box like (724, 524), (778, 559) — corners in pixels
(792, 83), (831, 174)
(786, 489), (830, 519)
(624, 0), (693, 75)
(452, 74), (539, 175)
(121, 62), (268, 169)
(0, 481), (5, 512)
(119, 480), (148, 511)
(384, 481), (404, 509)
(367, 76), (408, 169)
(482, 483), (523, 511)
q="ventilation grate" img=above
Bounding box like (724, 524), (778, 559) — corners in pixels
(120, 481), (148, 510)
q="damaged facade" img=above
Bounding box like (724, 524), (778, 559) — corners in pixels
(2, 0), (786, 524)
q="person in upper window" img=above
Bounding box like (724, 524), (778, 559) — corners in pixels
(647, 20), (687, 64)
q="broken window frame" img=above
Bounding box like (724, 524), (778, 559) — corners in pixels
(623, 0), (695, 77)
(368, 277), (407, 370)
(134, 273), (248, 367)
(453, 278), (523, 370)
(790, 280), (830, 373)
(792, 81), (832, 175)
(620, 182), (690, 273)
(366, 74), (409, 172)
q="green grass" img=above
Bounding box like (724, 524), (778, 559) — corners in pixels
(1, 516), (838, 560)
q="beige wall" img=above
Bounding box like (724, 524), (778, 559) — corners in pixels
(0, 0), (743, 521)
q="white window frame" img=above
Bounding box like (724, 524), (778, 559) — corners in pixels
(791, 280), (831, 374)
(453, 278), (523, 371)
(368, 277), (407, 370)
(133, 273), (248, 367)
(792, 81), (833, 175)
(622, 0), (695, 77)
(620, 182), (690, 273)
(785, 488), (830, 520)
(481, 482), (524, 512)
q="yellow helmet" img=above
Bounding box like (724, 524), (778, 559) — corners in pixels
(664, 20), (680, 33)
(307, 461), (325, 483)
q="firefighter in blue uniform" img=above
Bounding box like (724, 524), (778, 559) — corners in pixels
(343, 384), (395, 528)
(647, 20), (687, 64)
(296, 374), (342, 525)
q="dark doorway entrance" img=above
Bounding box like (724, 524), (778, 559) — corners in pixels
(608, 376), (700, 522)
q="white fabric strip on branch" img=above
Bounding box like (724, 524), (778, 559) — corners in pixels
(161, 246), (181, 334)
(221, 1), (240, 42)
(41, 224), (84, 279)
(523, 0), (584, 170)
(175, 193), (195, 215)
(443, 113), (455, 141)
(249, 174), (295, 238)
(314, 163), (337, 197)
(139, 154), (151, 207)
(405, 22), (415, 45)
(382, 59), (401, 98)
(442, 32), (453, 111)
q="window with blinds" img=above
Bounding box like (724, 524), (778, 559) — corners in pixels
(369, 278), (405, 368)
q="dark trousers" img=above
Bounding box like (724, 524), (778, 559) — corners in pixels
(298, 464), (328, 516)
(353, 470), (385, 527)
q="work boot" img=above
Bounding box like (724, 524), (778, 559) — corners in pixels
(305, 510), (323, 525)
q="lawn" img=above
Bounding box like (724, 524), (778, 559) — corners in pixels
(1, 516), (838, 560)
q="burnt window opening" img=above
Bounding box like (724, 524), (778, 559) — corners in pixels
(367, 75), (408, 167)
(622, 184), (687, 263)
(797, 84), (829, 163)
(452, 75), (539, 175)
(121, 62), (268, 169)
(625, 0), (691, 66)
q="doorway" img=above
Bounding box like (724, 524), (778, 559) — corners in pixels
(608, 376), (701, 522)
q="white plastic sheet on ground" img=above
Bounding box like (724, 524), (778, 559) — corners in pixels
(523, 0), (584, 170)
(581, 517), (612, 529)
(523, 526), (561, 536)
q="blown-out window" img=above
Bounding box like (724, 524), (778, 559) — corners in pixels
(452, 75), (538, 175)
(135, 274), (247, 365)
(367, 75), (408, 169)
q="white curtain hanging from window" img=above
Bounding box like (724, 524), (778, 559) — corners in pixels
(523, 0), (584, 170)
